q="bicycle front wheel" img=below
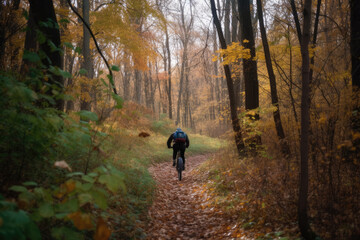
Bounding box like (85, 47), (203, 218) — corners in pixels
(177, 157), (183, 181)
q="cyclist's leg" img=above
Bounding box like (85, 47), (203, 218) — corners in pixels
(172, 144), (178, 166)
(180, 144), (186, 170)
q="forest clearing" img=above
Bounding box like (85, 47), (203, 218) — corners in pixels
(0, 0), (359, 239)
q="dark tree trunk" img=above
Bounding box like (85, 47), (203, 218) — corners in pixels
(211, 0), (245, 156)
(26, 0), (64, 111)
(231, 0), (242, 110)
(351, 0), (360, 154)
(309, 0), (321, 85)
(290, 0), (302, 44)
(134, 69), (142, 104)
(298, 0), (317, 239)
(80, 0), (93, 113)
(177, 46), (187, 125)
(257, 0), (290, 156)
(238, 0), (259, 120)
(213, 25), (221, 116)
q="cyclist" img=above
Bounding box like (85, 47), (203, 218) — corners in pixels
(167, 128), (190, 170)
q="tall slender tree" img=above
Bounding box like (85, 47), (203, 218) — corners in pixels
(210, 0), (245, 156)
(297, 0), (317, 238)
(256, 0), (290, 155)
(80, 0), (93, 113)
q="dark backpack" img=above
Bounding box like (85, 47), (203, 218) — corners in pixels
(173, 130), (186, 143)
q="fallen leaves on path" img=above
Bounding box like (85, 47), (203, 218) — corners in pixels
(145, 155), (251, 239)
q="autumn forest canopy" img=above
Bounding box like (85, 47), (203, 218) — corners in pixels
(0, 0), (359, 239)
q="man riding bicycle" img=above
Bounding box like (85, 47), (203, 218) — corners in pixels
(167, 128), (190, 170)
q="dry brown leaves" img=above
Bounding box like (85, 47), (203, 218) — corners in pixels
(144, 155), (252, 240)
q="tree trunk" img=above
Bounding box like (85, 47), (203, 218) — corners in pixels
(165, 25), (173, 119)
(26, 0), (64, 111)
(257, 0), (290, 155)
(134, 69), (142, 103)
(211, 0), (245, 156)
(123, 61), (131, 101)
(351, 0), (360, 158)
(224, 0), (231, 45)
(238, 0), (259, 120)
(80, 0), (93, 114)
(298, 0), (317, 239)
(177, 46), (187, 125)
(213, 25), (221, 117)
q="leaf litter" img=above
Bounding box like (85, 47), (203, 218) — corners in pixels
(145, 155), (252, 239)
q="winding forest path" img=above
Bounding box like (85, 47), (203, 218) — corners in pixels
(145, 155), (248, 239)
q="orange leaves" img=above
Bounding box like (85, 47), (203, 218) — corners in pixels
(67, 211), (94, 230)
(94, 217), (112, 240)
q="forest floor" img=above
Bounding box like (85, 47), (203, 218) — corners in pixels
(144, 154), (251, 240)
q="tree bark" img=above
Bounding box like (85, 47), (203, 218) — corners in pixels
(257, 0), (290, 155)
(165, 25), (173, 119)
(351, 0), (360, 153)
(298, 0), (317, 239)
(238, 0), (259, 120)
(211, 0), (245, 156)
(26, 0), (64, 111)
(224, 0), (231, 45)
(80, 0), (93, 114)
(134, 69), (142, 103)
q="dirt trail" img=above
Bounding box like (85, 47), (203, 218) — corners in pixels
(145, 155), (239, 240)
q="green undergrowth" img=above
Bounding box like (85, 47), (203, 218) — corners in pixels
(0, 69), (225, 239)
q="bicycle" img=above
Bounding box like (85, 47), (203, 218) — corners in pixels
(172, 147), (184, 181)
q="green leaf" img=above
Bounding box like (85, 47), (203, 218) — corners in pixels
(90, 189), (108, 210)
(39, 202), (54, 218)
(81, 183), (93, 192)
(78, 68), (87, 75)
(88, 172), (98, 178)
(9, 186), (28, 193)
(111, 93), (123, 109)
(100, 78), (109, 87)
(111, 65), (120, 71)
(59, 18), (70, 24)
(78, 193), (92, 206)
(22, 51), (41, 63)
(66, 172), (84, 178)
(75, 47), (81, 54)
(56, 198), (79, 213)
(49, 66), (72, 78)
(77, 110), (98, 122)
(48, 40), (60, 52)
(22, 182), (38, 187)
(51, 227), (84, 240)
(82, 175), (95, 184)
(98, 174), (125, 193)
(63, 42), (74, 49)
(0, 210), (41, 240)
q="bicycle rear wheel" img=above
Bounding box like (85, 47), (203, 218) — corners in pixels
(177, 157), (183, 181)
